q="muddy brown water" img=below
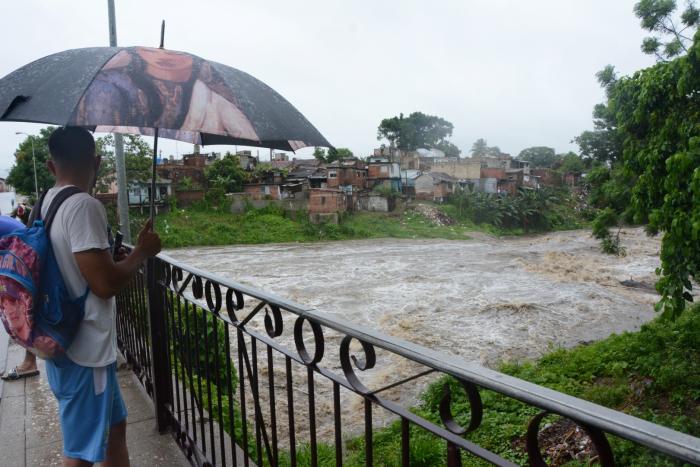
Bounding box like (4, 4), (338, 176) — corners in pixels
(166, 228), (660, 444)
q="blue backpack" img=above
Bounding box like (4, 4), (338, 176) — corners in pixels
(0, 187), (88, 359)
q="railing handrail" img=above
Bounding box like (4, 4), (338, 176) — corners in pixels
(155, 250), (700, 464)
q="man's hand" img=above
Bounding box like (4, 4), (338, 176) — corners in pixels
(135, 219), (161, 258)
(75, 220), (161, 300)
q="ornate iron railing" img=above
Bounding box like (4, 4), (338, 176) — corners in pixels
(115, 252), (700, 466)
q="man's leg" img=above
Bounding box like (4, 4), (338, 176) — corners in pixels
(1, 350), (39, 380)
(103, 419), (130, 467)
(62, 457), (92, 467)
(17, 350), (37, 373)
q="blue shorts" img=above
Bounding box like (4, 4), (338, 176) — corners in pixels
(45, 357), (128, 463)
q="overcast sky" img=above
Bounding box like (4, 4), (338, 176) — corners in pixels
(0, 0), (654, 176)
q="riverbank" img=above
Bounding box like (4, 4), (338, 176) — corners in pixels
(127, 206), (484, 249)
(123, 201), (584, 249)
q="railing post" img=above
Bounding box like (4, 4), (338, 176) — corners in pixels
(147, 256), (173, 433)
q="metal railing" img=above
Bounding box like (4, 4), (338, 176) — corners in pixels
(115, 252), (700, 466)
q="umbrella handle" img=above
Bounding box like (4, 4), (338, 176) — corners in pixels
(150, 128), (159, 228)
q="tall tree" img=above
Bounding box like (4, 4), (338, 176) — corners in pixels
(434, 140), (461, 157)
(469, 138), (503, 158)
(517, 147), (557, 167)
(635, 0), (698, 60)
(377, 112), (456, 151)
(470, 138), (489, 157)
(7, 127), (56, 198)
(573, 66), (624, 164)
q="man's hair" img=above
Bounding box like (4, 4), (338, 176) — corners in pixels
(48, 126), (96, 167)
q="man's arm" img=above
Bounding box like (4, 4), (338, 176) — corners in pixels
(74, 220), (161, 300)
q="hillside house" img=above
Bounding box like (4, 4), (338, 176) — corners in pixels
(431, 159), (481, 180)
(414, 172), (457, 202)
(367, 156), (401, 191)
(327, 158), (367, 194)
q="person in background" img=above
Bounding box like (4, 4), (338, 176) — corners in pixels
(0, 213), (39, 381)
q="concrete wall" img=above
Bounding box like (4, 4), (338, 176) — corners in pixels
(358, 194), (392, 212)
(431, 160), (481, 179)
(414, 174), (435, 198)
(228, 193), (308, 214)
(309, 189), (346, 214)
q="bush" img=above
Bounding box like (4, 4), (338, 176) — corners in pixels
(172, 305), (237, 393)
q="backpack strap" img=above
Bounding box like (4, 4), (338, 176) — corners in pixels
(40, 187), (84, 233)
(26, 191), (48, 227)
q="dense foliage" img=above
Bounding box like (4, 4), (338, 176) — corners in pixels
(95, 133), (154, 192)
(447, 187), (580, 233)
(313, 146), (354, 163)
(7, 126), (56, 198)
(204, 153), (247, 194)
(635, 0), (698, 60)
(606, 31), (700, 318)
(516, 146), (557, 167)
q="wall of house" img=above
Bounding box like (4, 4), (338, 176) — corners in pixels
(431, 161), (481, 179)
(433, 182), (453, 201)
(480, 168), (506, 179)
(532, 169), (562, 187)
(243, 184), (281, 200)
(358, 194), (392, 212)
(309, 189), (346, 214)
(414, 175), (435, 200)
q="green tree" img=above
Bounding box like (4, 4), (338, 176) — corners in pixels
(205, 154), (246, 193)
(634, 0), (698, 60)
(7, 127), (56, 198)
(517, 146), (557, 167)
(312, 146), (327, 162)
(95, 134), (153, 193)
(434, 140), (461, 157)
(556, 152), (585, 174)
(574, 66), (624, 164)
(606, 30), (700, 318)
(377, 112), (456, 151)
(314, 147), (353, 163)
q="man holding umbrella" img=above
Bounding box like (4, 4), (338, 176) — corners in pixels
(41, 126), (161, 466)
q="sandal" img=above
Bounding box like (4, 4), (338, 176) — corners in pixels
(1, 366), (40, 381)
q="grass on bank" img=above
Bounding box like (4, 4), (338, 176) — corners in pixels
(123, 205), (483, 249)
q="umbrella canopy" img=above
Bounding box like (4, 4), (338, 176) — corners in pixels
(0, 46), (331, 151)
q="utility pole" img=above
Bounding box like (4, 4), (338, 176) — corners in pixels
(108, 0), (131, 242)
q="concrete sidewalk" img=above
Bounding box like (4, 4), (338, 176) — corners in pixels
(0, 338), (190, 467)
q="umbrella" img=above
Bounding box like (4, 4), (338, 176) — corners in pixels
(0, 28), (331, 219)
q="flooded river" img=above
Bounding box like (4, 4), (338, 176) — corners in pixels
(166, 228), (661, 441)
(168, 227), (659, 366)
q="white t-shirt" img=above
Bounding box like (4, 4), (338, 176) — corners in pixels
(41, 185), (116, 367)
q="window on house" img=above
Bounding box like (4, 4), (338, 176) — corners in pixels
(321, 197), (326, 205)
(329, 172), (337, 178)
